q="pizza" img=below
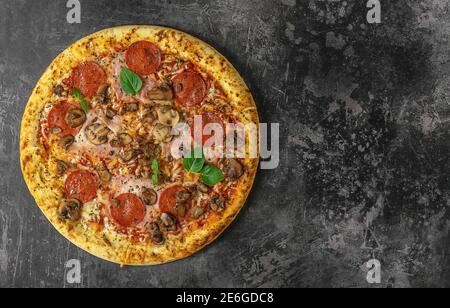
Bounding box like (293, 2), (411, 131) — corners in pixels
(20, 26), (259, 265)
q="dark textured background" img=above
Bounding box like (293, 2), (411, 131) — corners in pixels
(1, 0), (450, 288)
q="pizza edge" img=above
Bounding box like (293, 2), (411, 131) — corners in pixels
(20, 25), (260, 265)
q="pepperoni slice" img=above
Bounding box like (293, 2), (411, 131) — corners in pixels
(47, 102), (81, 137)
(110, 193), (146, 228)
(159, 185), (189, 218)
(68, 61), (106, 98)
(191, 112), (225, 145)
(173, 70), (207, 107)
(125, 41), (161, 76)
(65, 170), (99, 204)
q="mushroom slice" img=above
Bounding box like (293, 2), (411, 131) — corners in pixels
(176, 190), (191, 203)
(105, 107), (116, 120)
(59, 135), (75, 149)
(120, 149), (139, 163)
(65, 108), (86, 128)
(53, 85), (65, 97)
(98, 168), (112, 183)
(223, 159), (244, 180)
(110, 133), (133, 148)
(124, 102), (139, 112)
(97, 84), (110, 105)
(173, 202), (186, 218)
(85, 123), (111, 145)
(148, 222), (164, 244)
(160, 213), (177, 232)
(152, 124), (172, 143)
(56, 160), (70, 176)
(210, 195), (225, 212)
(59, 199), (82, 222)
(142, 188), (158, 206)
(157, 106), (180, 127)
(197, 183), (209, 193)
(147, 84), (173, 101)
(190, 207), (205, 220)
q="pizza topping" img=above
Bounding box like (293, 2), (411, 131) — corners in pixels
(190, 206), (205, 220)
(59, 135), (75, 149)
(147, 84), (173, 101)
(48, 102), (81, 137)
(160, 213), (177, 232)
(125, 41), (161, 76)
(124, 102), (139, 112)
(173, 202), (187, 218)
(65, 170), (99, 204)
(120, 148), (139, 163)
(210, 195), (225, 212)
(173, 70), (207, 107)
(223, 159), (244, 180)
(85, 123), (111, 145)
(153, 124), (172, 143)
(111, 133), (133, 148)
(142, 187), (158, 206)
(56, 160), (70, 176)
(98, 166), (112, 183)
(197, 183), (209, 193)
(176, 190), (191, 203)
(53, 84), (65, 97)
(105, 107), (117, 120)
(65, 108), (86, 128)
(69, 61), (107, 98)
(96, 84), (110, 105)
(147, 222), (164, 244)
(157, 106), (180, 127)
(159, 185), (188, 216)
(110, 193), (146, 228)
(59, 199), (82, 222)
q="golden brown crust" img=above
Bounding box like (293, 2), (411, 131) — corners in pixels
(20, 25), (259, 265)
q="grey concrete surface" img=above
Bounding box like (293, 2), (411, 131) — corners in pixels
(1, 0), (450, 288)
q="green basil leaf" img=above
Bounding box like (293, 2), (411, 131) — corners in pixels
(152, 159), (159, 186)
(201, 164), (225, 186)
(72, 88), (89, 112)
(183, 148), (205, 173)
(120, 67), (143, 96)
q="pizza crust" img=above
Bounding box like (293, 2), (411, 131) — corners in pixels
(20, 25), (259, 265)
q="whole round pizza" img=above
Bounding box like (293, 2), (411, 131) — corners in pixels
(20, 26), (259, 265)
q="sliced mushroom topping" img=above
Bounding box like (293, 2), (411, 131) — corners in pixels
(124, 102), (139, 112)
(85, 123), (111, 145)
(120, 148), (139, 163)
(142, 187), (158, 206)
(59, 135), (75, 149)
(141, 104), (155, 121)
(223, 159), (244, 180)
(59, 199), (82, 222)
(51, 126), (62, 134)
(65, 108), (86, 128)
(147, 84), (173, 101)
(190, 206), (205, 220)
(53, 84), (65, 97)
(97, 84), (110, 105)
(105, 107), (116, 120)
(173, 202), (186, 218)
(210, 195), (225, 212)
(98, 168), (112, 183)
(157, 106), (180, 127)
(197, 183), (209, 193)
(118, 133), (133, 146)
(176, 190), (191, 203)
(139, 143), (161, 166)
(152, 124), (172, 143)
(148, 222), (164, 244)
(160, 213), (177, 232)
(56, 160), (69, 176)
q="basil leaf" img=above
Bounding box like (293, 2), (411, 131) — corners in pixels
(183, 148), (205, 173)
(120, 67), (143, 96)
(152, 159), (159, 186)
(201, 164), (225, 186)
(72, 88), (89, 112)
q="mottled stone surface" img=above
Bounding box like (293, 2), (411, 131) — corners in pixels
(1, 0), (450, 288)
